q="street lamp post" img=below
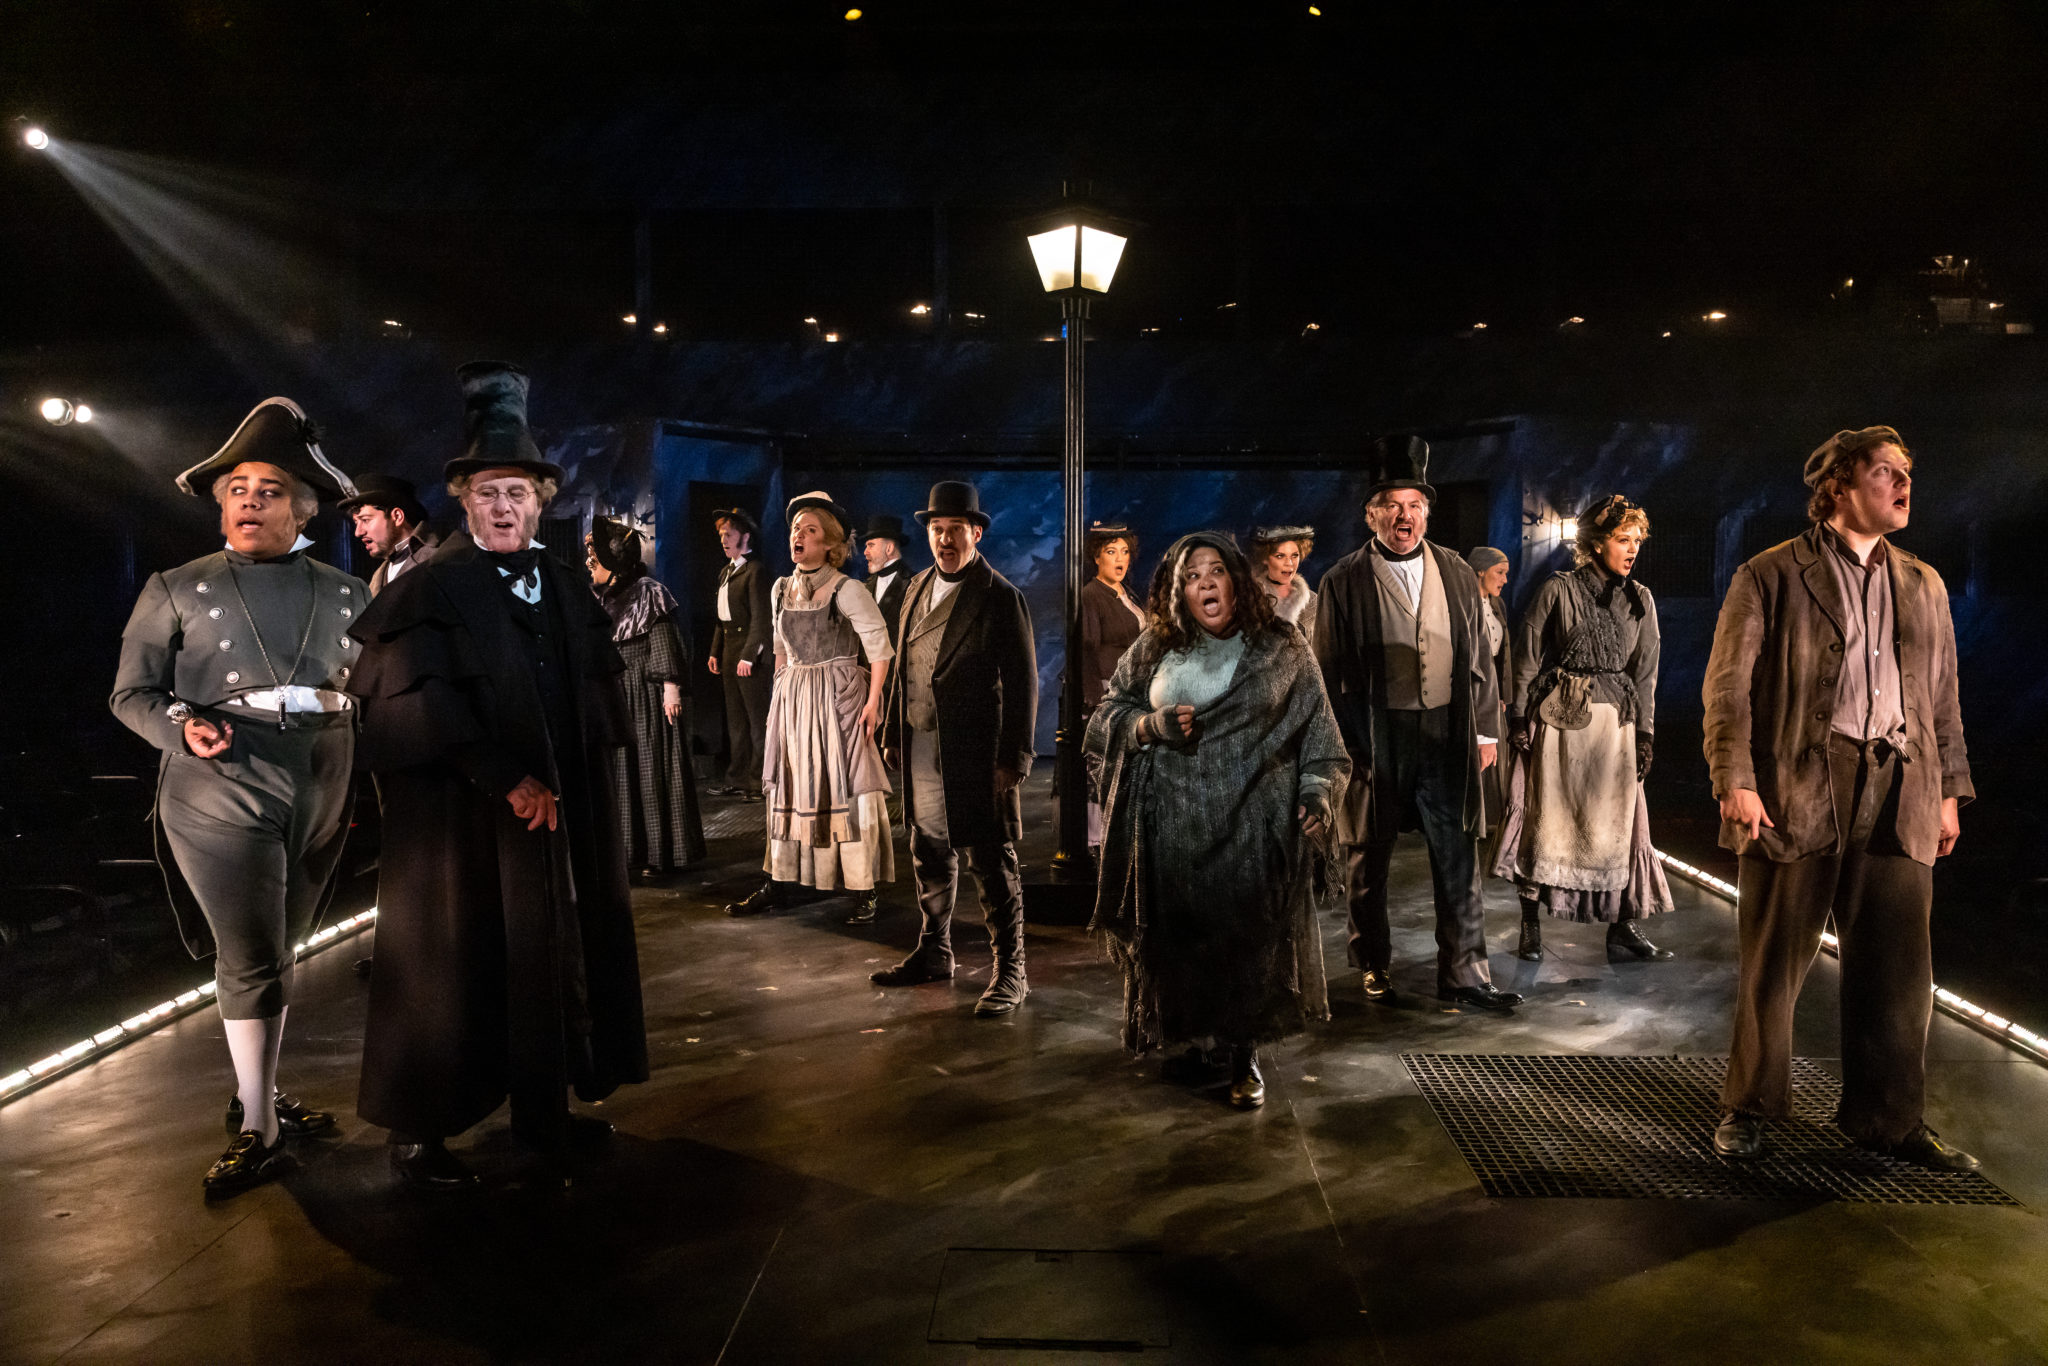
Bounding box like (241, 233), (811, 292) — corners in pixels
(1024, 185), (1131, 886)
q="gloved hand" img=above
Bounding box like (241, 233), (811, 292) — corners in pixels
(1636, 732), (1654, 782)
(1298, 788), (1333, 840)
(1509, 718), (1533, 753)
(1137, 704), (1199, 748)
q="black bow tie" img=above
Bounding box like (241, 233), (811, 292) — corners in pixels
(1374, 540), (1424, 563)
(483, 547), (540, 577)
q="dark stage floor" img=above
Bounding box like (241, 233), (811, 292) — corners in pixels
(4, 775), (2046, 1365)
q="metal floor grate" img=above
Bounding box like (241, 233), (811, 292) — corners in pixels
(1403, 1054), (2018, 1205)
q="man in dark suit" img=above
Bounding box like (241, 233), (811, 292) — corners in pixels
(1314, 436), (1515, 1013)
(707, 507), (772, 801)
(340, 474), (439, 598)
(1704, 426), (1975, 1170)
(860, 512), (912, 641)
(873, 481), (1038, 1017)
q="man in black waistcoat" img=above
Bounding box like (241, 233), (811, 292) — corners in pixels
(708, 508), (773, 800)
(860, 512), (912, 640)
(347, 362), (646, 1188)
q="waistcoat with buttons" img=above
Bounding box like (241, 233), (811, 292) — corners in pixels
(1371, 547), (1454, 711)
(901, 574), (959, 732)
(160, 551), (363, 704)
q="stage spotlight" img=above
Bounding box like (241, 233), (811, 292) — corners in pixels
(23, 125), (49, 151)
(74, 404), (94, 423)
(40, 397), (74, 425)
(910, 303), (931, 315)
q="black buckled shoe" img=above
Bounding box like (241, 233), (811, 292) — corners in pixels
(725, 882), (783, 917)
(1228, 1046), (1266, 1110)
(1361, 969), (1395, 1002)
(843, 889), (880, 924)
(974, 964), (1029, 1017)
(1713, 1111), (1765, 1159)
(203, 1131), (290, 1198)
(1608, 920), (1675, 961)
(871, 954), (953, 987)
(1439, 982), (1523, 1013)
(391, 1140), (480, 1190)
(1867, 1125), (1981, 1173)
(1516, 916), (1544, 962)
(225, 1090), (337, 1137)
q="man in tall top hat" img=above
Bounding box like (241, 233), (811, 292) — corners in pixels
(1314, 436), (1516, 1012)
(1704, 426), (1976, 1169)
(110, 398), (365, 1196)
(346, 361), (648, 1187)
(708, 506), (773, 800)
(873, 481), (1039, 1016)
(861, 512), (913, 639)
(339, 474), (439, 597)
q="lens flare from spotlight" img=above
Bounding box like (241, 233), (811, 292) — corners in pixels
(24, 126), (49, 151)
(40, 397), (74, 425)
(74, 404), (94, 423)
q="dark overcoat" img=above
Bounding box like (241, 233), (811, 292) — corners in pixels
(1078, 577), (1146, 711)
(882, 554), (1037, 849)
(345, 536), (647, 1141)
(1702, 527), (1971, 866)
(1313, 539), (1502, 844)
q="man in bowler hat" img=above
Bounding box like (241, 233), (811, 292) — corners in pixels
(1705, 426), (1976, 1169)
(1314, 437), (1517, 1012)
(708, 507), (773, 800)
(873, 481), (1039, 1016)
(339, 474), (439, 597)
(861, 512), (913, 639)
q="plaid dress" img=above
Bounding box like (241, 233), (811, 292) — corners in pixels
(603, 576), (707, 872)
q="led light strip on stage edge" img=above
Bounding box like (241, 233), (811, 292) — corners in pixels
(1654, 850), (2048, 1066)
(0, 909), (378, 1107)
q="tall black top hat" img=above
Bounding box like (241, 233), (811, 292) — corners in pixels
(1365, 434), (1434, 502)
(442, 361), (564, 484)
(176, 397), (359, 501)
(335, 472), (428, 524)
(914, 480), (991, 529)
(862, 513), (909, 546)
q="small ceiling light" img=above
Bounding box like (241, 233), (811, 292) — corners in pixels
(1472, 322), (1488, 330)
(39, 397), (73, 425)
(1661, 330), (1673, 338)
(622, 313), (637, 325)
(803, 316), (819, 325)
(381, 319), (403, 328)
(1562, 316), (1585, 327)
(823, 331), (840, 342)
(1042, 334), (1059, 342)
(1140, 326), (1161, 333)
(23, 125), (49, 150)
(1989, 301), (2005, 310)
(1844, 277), (1855, 287)
(652, 322), (668, 335)
(1302, 321), (1322, 332)
(909, 303), (931, 316)
(964, 312), (984, 320)
(844, 7), (862, 18)
(1308, 4), (1322, 13)
(1704, 310), (1728, 321)
(74, 404), (93, 424)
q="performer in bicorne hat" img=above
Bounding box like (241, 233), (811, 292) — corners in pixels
(1313, 437), (1516, 1012)
(110, 398), (365, 1196)
(347, 362), (648, 1188)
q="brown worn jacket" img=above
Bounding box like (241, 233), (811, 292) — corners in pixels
(1702, 526), (1972, 866)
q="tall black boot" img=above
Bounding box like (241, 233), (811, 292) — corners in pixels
(1516, 898), (1544, 962)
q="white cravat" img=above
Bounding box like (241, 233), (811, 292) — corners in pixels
(870, 561), (901, 602)
(1381, 547), (1425, 610)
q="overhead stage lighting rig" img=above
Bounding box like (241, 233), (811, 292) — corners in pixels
(14, 116), (49, 150)
(40, 397), (92, 425)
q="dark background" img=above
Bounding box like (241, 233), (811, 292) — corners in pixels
(3, 0), (2045, 1055)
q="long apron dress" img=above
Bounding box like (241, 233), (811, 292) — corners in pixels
(761, 571), (897, 891)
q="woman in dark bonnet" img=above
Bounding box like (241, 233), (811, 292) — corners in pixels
(1086, 532), (1349, 1110)
(1493, 495), (1674, 962)
(1078, 523), (1149, 852)
(588, 520), (706, 876)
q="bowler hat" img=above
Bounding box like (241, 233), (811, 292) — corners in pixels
(176, 396), (359, 502)
(712, 507), (760, 537)
(442, 361), (565, 485)
(1365, 434), (1434, 502)
(914, 480), (991, 529)
(862, 513), (909, 546)
(336, 473), (428, 525)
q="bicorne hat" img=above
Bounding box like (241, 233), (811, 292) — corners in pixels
(862, 513), (909, 546)
(785, 489), (852, 533)
(335, 472), (428, 525)
(914, 480), (991, 529)
(442, 361), (565, 485)
(176, 397), (358, 502)
(1365, 434), (1434, 502)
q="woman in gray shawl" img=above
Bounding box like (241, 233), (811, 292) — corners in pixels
(1086, 532), (1350, 1110)
(1493, 496), (1675, 962)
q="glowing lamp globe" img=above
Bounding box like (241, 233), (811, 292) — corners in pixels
(40, 397), (73, 425)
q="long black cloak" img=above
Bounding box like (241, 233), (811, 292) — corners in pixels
(1086, 622), (1350, 1052)
(346, 537), (647, 1144)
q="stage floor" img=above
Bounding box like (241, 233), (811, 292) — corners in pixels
(4, 774), (2046, 1365)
